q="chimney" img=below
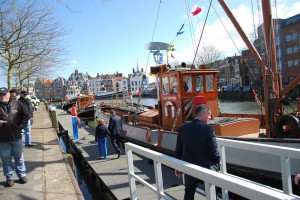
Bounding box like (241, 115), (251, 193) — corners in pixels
(97, 73), (99, 77)
(133, 68), (135, 73)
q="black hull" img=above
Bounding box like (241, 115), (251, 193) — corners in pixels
(77, 105), (96, 121)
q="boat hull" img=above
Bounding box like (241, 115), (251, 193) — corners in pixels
(95, 110), (300, 176)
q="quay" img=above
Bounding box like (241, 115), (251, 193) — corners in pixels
(0, 104), (83, 200)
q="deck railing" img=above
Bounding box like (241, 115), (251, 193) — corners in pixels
(125, 142), (300, 200)
(217, 138), (300, 198)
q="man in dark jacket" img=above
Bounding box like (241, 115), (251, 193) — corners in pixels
(18, 91), (34, 147)
(0, 87), (30, 187)
(174, 104), (220, 200)
(108, 110), (123, 158)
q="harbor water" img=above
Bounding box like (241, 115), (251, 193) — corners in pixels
(96, 97), (297, 115)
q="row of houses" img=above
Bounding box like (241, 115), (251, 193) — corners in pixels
(217, 13), (300, 90)
(33, 65), (147, 101)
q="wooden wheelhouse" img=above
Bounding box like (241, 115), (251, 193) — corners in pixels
(151, 65), (219, 131)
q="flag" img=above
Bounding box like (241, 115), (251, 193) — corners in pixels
(176, 23), (185, 36)
(167, 44), (175, 51)
(171, 53), (174, 59)
(176, 31), (184, 36)
(191, 3), (202, 16)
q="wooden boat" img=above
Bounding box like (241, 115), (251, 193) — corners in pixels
(95, 90), (124, 99)
(62, 95), (95, 113)
(77, 104), (97, 122)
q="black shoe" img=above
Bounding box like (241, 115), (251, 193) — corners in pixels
(6, 179), (14, 187)
(117, 151), (121, 158)
(19, 176), (28, 184)
(25, 144), (35, 147)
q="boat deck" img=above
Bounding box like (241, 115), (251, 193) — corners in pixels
(56, 109), (206, 199)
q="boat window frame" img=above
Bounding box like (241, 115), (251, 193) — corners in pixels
(160, 73), (179, 96)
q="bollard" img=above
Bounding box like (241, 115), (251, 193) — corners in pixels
(51, 110), (59, 132)
(72, 116), (79, 140)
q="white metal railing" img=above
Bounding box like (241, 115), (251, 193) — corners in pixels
(125, 142), (300, 200)
(217, 138), (300, 197)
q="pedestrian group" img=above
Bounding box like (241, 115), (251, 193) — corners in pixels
(0, 87), (36, 187)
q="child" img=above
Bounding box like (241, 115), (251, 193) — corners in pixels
(95, 119), (110, 159)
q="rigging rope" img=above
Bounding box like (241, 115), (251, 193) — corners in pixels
(191, 0), (213, 66)
(209, 1), (258, 81)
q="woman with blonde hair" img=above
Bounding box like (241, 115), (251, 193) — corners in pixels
(95, 119), (110, 159)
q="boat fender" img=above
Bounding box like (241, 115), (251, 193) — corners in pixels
(275, 115), (300, 138)
(165, 101), (175, 118)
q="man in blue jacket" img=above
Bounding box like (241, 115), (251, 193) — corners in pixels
(108, 110), (123, 158)
(174, 104), (220, 200)
(0, 87), (30, 187)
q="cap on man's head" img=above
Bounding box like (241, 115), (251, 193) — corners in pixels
(9, 89), (18, 95)
(0, 87), (8, 94)
(20, 91), (28, 95)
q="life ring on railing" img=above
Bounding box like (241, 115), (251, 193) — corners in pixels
(275, 115), (300, 138)
(165, 101), (175, 118)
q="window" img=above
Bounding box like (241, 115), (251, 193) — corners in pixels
(206, 75), (214, 91)
(287, 47), (293, 54)
(287, 60), (293, 67)
(294, 59), (299, 66)
(286, 34), (291, 42)
(170, 76), (177, 94)
(276, 49), (282, 57)
(161, 77), (169, 95)
(293, 46), (299, 53)
(195, 75), (203, 92)
(292, 32), (298, 40)
(183, 76), (192, 93)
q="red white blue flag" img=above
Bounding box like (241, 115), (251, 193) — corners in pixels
(191, 3), (202, 16)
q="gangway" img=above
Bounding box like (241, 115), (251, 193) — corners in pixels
(125, 140), (300, 200)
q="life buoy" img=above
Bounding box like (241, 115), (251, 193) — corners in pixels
(275, 115), (300, 138)
(165, 101), (175, 118)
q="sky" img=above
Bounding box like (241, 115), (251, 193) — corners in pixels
(1, 0), (299, 87)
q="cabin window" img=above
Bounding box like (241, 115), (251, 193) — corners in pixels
(183, 76), (192, 93)
(195, 75), (203, 93)
(206, 75), (214, 91)
(161, 77), (169, 95)
(170, 76), (177, 94)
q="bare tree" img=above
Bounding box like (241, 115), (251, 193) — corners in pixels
(0, 0), (66, 89)
(197, 45), (223, 68)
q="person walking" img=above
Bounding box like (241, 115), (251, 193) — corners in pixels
(0, 87), (30, 187)
(174, 104), (220, 200)
(95, 119), (110, 160)
(19, 91), (34, 147)
(108, 110), (123, 158)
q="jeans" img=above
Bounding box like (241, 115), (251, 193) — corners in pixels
(97, 138), (107, 158)
(0, 138), (26, 181)
(24, 120), (32, 145)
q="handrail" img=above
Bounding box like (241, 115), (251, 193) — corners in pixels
(217, 138), (300, 196)
(125, 142), (299, 200)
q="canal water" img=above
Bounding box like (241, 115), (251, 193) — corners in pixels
(96, 97), (297, 115)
